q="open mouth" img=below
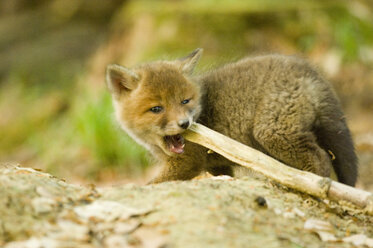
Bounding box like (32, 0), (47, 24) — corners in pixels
(164, 134), (185, 154)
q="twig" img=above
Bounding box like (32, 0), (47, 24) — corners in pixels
(184, 123), (373, 215)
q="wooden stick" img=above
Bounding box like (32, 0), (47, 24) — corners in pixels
(184, 123), (373, 215)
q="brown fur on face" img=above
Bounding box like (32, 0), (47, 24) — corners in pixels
(107, 57), (202, 157)
(107, 49), (358, 186)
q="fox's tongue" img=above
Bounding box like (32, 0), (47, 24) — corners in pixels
(164, 134), (185, 154)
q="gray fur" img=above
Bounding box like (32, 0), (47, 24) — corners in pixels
(196, 54), (357, 186)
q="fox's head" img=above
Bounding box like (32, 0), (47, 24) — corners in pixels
(106, 49), (203, 157)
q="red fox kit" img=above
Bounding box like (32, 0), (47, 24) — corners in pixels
(106, 49), (358, 186)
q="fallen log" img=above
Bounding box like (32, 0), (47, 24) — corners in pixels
(184, 123), (373, 215)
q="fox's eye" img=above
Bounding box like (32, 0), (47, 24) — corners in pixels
(181, 99), (190, 105)
(149, 106), (163, 113)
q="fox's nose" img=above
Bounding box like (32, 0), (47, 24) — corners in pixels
(178, 119), (190, 129)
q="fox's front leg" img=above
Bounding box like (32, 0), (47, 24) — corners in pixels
(149, 142), (207, 184)
(150, 161), (202, 184)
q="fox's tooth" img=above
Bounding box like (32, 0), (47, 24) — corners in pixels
(181, 144), (185, 148)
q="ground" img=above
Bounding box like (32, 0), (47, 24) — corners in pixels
(1, 165), (372, 248)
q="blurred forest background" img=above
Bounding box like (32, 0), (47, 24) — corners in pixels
(0, 0), (373, 188)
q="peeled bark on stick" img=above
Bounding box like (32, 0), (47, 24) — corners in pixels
(184, 123), (373, 215)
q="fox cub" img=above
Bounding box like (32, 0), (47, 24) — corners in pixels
(106, 49), (358, 186)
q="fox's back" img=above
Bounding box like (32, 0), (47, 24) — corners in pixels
(197, 54), (333, 144)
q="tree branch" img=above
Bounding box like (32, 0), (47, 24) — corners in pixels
(184, 123), (373, 215)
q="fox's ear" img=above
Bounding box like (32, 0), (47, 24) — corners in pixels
(106, 64), (139, 98)
(178, 48), (203, 75)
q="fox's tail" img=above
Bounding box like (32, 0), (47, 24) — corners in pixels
(315, 110), (358, 186)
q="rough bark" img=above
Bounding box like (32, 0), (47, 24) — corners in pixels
(1, 164), (373, 248)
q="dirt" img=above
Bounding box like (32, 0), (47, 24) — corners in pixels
(1, 165), (372, 248)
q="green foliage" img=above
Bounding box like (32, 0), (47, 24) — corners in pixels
(73, 91), (149, 173)
(330, 8), (373, 61)
(0, 78), (149, 180)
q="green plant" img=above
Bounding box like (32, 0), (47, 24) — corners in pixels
(73, 91), (149, 174)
